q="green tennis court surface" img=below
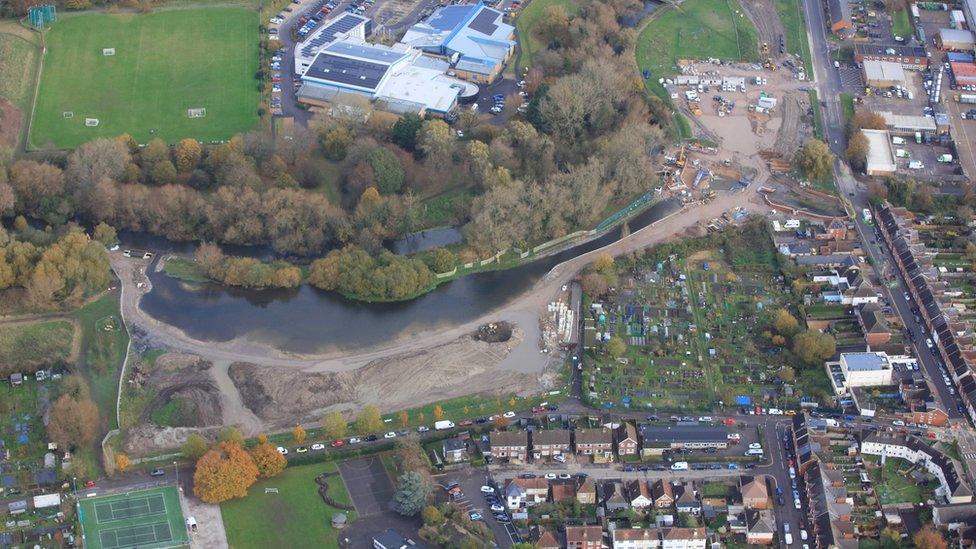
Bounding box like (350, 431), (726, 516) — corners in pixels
(80, 486), (188, 549)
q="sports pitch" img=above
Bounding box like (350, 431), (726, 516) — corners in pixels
(30, 8), (260, 149)
(79, 486), (189, 549)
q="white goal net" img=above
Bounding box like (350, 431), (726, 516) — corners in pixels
(103, 48), (115, 56)
(187, 108), (207, 118)
(85, 118), (99, 127)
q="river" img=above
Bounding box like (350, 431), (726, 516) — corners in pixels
(133, 199), (680, 353)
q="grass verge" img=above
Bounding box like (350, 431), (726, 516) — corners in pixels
(221, 462), (356, 549)
(774, 0), (814, 76)
(73, 293), (128, 431)
(808, 89), (824, 141)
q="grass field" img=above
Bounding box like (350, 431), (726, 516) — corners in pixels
(515, 0), (580, 71)
(635, 0), (759, 96)
(0, 320), (75, 371)
(79, 486), (188, 549)
(30, 8), (260, 149)
(0, 30), (39, 109)
(221, 462), (355, 549)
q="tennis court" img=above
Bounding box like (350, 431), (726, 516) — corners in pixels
(80, 486), (188, 549)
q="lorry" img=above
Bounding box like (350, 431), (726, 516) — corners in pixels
(434, 420), (455, 430)
(892, 136), (906, 145)
(938, 154), (954, 162)
(671, 461), (689, 471)
(957, 93), (976, 104)
(895, 149), (910, 158)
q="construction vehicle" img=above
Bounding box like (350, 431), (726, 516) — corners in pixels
(761, 42), (769, 56)
(675, 146), (686, 169)
(763, 58), (776, 71)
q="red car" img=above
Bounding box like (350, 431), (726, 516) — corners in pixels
(459, 420), (474, 427)
(532, 406), (546, 413)
(84, 480), (96, 488)
(331, 439), (345, 448)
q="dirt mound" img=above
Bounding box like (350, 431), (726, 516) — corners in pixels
(122, 424), (223, 456)
(131, 352), (224, 428)
(475, 321), (513, 343)
(228, 329), (538, 427)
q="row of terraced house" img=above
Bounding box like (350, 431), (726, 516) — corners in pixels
(875, 203), (976, 423)
(488, 423), (731, 463)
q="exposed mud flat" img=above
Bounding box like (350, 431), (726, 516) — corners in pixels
(229, 326), (540, 427)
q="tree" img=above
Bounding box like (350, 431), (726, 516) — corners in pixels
(913, 526), (947, 549)
(356, 405), (383, 434)
(399, 410), (409, 427)
(250, 441), (287, 478)
(794, 139), (833, 181)
(192, 442), (259, 504)
(217, 426), (245, 445)
(493, 416), (510, 429)
(778, 366), (796, 383)
(65, 138), (129, 191)
(392, 113), (424, 151)
(182, 434), (209, 460)
(425, 248), (456, 273)
(92, 223), (118, 247)
(846, 131), (870, 172)
(417, 120), (454, 164)
(594, 252), (614, 273)
(322, 411), (348, 440)
(174, 138), (203, 173)
(367, 148), (404, 194)
(421, 505), (445, 527)
(292, 424), (307, 444)
(321, 126), (353, 160)
(793, 330), (837, 365)
(853, 111), (887, 131)
(115, 453), (131, 473)
(46, 380), (99, 449)
(535, 4), (571, 45)
(773, 308), (800, 335)
(607, 336), (627, 359)
(392, 471), (430, 516)
(581, 272), (609, 297)
(433, 404), (444, 420)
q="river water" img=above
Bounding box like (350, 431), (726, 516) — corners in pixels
(134, 199), (680, 353)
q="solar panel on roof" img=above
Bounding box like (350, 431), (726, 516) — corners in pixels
(300, 14), (366, 57)
(468, 8), (499, 34)
(304, 53), (390, 90)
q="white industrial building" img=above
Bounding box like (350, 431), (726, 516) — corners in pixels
(297, 39), (476, 116)
(862, 59), (907, 87)
(862, 129), (897, 176)
(838, 352), (894, 387)
(878, 111), (938, 134)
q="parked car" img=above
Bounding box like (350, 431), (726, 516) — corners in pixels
(149, 468), (165, 477)
(276, 446), (289, 455)
(384, 432), (397, 439)
(331, 440), (345, 448)
(311, 443), (326, 451)
(296, 446), (309, 454)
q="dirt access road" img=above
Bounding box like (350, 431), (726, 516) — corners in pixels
(113, 188), (769, 374)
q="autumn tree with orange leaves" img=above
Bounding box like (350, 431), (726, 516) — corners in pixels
(250, 440), (287, 478)
(192, 442), (259, 504)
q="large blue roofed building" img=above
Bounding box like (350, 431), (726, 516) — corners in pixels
(400, 2), (515, 83)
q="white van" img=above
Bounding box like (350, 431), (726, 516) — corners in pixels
(671, 461), (689, 471)
(434, 420), (455, 430)
(745, 448), (764, 456)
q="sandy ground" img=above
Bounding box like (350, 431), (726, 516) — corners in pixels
(182, 495), (228, 549)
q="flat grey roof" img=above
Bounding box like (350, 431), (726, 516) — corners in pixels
(639, 425), (728, 446)
(843, 352), (889, 371)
